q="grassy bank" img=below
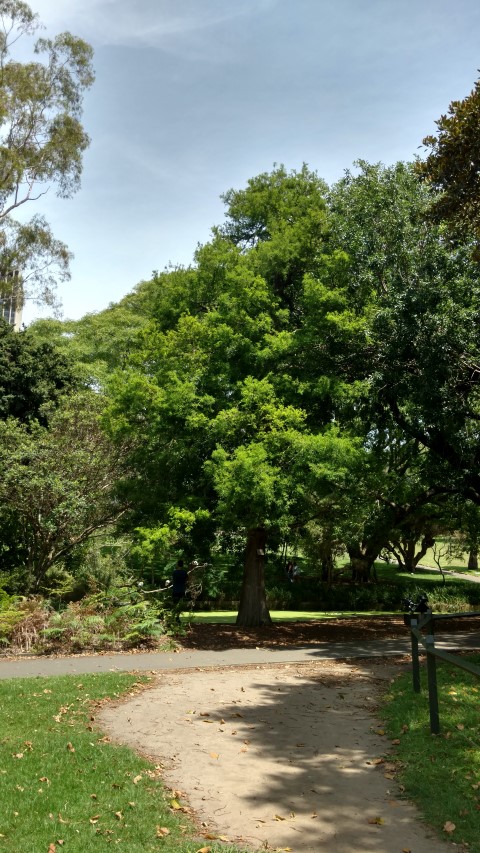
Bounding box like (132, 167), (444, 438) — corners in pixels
(382, 655), (480, 852)
(0, 673), (246, 853)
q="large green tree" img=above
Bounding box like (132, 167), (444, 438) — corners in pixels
(106, 166), (363, 625)
(417, 75), (480, 253)
(0, 0), (94, 306)
(0, 317), (76, 422)
(0, 392), (128, 591)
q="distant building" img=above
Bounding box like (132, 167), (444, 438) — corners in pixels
(0, 270), (23, 330)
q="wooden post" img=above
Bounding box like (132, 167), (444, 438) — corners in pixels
(425, 632), (440, 734)
(409, 617), (421, 693)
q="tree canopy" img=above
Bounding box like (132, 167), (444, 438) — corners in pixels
(0, 0), (94, 306)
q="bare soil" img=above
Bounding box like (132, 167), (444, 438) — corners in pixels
(179, 614), (480, 651)
(97, 615), (480, 852)
(99, 658), (453, 853)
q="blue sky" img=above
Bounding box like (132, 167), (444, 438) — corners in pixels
(21, 0), (480, 324)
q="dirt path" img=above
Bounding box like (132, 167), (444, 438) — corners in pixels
(99, 659), (451, 853)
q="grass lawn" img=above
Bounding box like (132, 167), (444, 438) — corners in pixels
(374, 563), (478, 585)
(0, 673), (247, 853)
(185, 609), (401, 623)
(382, 655), (480, 851)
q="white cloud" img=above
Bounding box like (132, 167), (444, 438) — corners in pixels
(32, 0), (277, 55)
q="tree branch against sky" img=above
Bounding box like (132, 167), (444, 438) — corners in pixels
(15, 0), (480, 325)
(0, 0), (94, 306)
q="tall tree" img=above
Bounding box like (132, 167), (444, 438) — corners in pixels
(0, 317), (76, 422)
(0, 392), (128, 591)
(106, 166), (362, 625)
(417, 75), (480, 254)
(0, 0), (94, 306)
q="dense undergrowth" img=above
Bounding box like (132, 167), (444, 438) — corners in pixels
(1, 565), (479, 654)
(0, 587), (180, 654)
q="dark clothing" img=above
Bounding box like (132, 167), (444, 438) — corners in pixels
(172, 567), (188, 601)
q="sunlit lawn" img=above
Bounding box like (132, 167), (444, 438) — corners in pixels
(0, 673), (247, 853)
(383, 655), (480, 852)
(185, 610), (399, 623)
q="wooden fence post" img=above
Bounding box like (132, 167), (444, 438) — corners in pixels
(425, 631), (440, 734)
(410, 617), (421, 693)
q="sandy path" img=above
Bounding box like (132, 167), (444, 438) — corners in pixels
(98, 660), (450, 853)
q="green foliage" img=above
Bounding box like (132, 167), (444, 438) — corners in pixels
(0, 392), (128, 590)
(41, 592), (167, 652)
(418, 75), (480, 253)
(0, 319), (77, 422)
(0, 586), (177, 653)
(0, 0), (95, 304)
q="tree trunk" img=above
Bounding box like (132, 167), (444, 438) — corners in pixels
(468, 547), (478, 571)
(412, 534), (435, 572)
(236, 527), (272, 627)
(347, 543), (379, 582)
(349, 555), (373, 582)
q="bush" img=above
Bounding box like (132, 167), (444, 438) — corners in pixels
(0, 587), (181, 654)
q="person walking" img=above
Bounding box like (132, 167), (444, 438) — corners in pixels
(171, 559), (188, 604)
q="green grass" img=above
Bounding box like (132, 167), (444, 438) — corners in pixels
(375, 565), (466, 584)
(382, 655), (480, 851)
(0, 673), (247, 853)
(185, 609), (399, 623)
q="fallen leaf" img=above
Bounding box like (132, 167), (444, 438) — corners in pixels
(89, 815), (100, 824)
(209, 752), (219, 760)
(391, 738), (401, 745)
(456, 724), (465, 731)
(368, 816), (384, 825)
(195, 848), (212, 853)
(133, 775), (142, 784)
(170, 799), (181, 810)
(156, 826), (170, 837)
(66, 742), (75, 753)
(12, 753), (24, 759)
(48, 845), (56, 853)
(275, 814), (286, 821)
(443, 821), (456, 833)
(114, 811), (123, 820)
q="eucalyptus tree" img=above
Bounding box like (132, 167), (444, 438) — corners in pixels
(0, 0), (94, 305)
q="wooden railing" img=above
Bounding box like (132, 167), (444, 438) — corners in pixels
(404, 609), (480, 734)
